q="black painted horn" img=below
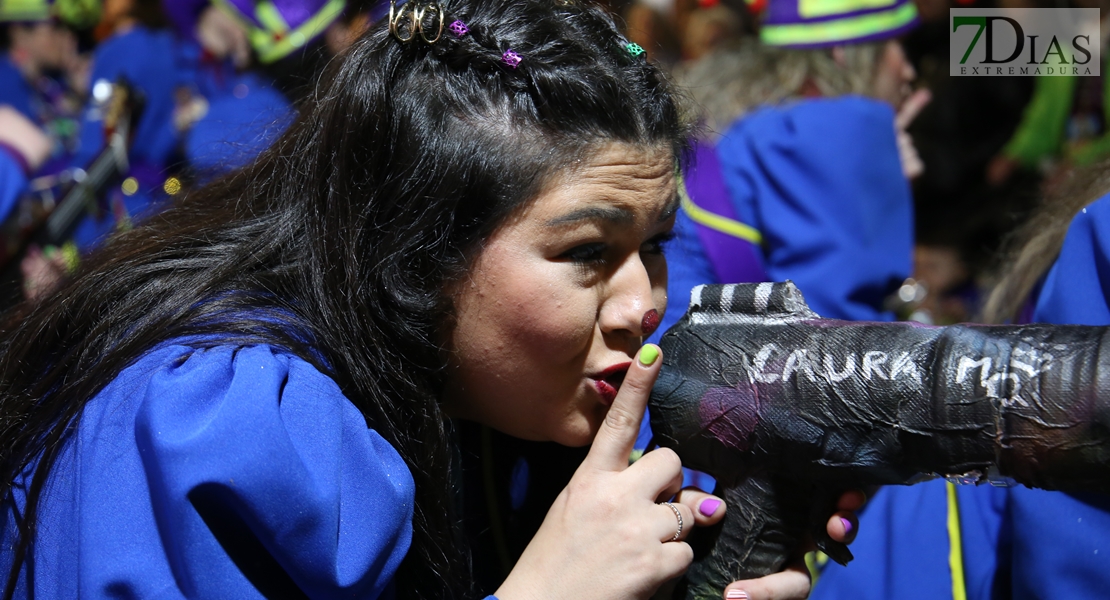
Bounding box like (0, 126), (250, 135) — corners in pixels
(649, 282), (1110, 599)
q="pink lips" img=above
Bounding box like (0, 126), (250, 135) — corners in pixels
(592, 362), (631, 406)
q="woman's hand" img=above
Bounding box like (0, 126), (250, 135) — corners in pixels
(894, 88), (931, 180)
(0, 106), (51, 172)
(495, 343), (864, 600)
(497, 344), (720, 600)
(719, 490), (866, 600)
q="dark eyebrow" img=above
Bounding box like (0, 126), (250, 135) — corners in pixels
(544, 205), (635, 227)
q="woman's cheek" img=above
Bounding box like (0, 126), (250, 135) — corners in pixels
(506, 283), (597, 358)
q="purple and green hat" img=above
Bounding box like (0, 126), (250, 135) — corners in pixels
(760, 0), (920, 49)
(0, 0), (50, 22)
(213, 0), (346, 63)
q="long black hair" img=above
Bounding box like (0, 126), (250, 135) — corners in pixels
(0, 0), (687, 597)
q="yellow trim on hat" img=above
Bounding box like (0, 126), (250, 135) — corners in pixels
(799, 0), (897, 19)
(0, 0), (50, 22)
(762, 0), (916, 47)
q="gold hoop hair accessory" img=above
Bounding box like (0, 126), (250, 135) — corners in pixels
(415, 3), (445, 44)
(388, 1), (416, 42)
(662, 501), (683, 542)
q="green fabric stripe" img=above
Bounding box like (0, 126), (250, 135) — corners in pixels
(678, 175), (763, 245)
(946, 482), (968, 600)
(254, 1), (289, 33)
(761, 1), (917, 47)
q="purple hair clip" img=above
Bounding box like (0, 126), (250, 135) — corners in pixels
(448, 19), (469, 37)
(501, 48), (522, 69)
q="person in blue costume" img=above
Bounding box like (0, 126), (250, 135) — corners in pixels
(163, 0), (351, 179)
(811, 171), (1110, 599)
(64, 0), (189, 252)
(16, 0), (186, 301)
(0, 0), (85, 178)
(0, 1), (862, 598)
(655, 0), (929, 336)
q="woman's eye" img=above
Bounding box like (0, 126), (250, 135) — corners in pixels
(561, 243), (607, 263)
(642, 231), (676, 255)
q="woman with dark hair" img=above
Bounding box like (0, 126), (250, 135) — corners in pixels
(0, 1), (857, 598)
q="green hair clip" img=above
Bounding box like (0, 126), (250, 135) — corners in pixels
(625, 43), (645, 58)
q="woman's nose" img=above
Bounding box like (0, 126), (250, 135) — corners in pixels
(599, 256), (658, 339)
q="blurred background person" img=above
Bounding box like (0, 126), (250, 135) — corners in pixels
(0, 0), (88, 181)
(15, 0), (367, 300)
(658, 0), (926, 339)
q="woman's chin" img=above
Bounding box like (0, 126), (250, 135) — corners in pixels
(551, 417), (603, 448)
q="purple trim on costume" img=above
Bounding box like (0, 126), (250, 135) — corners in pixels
(0, 142), (31, 176)
(449, 20), (469, 37)
(501, 49), (522, 69)
(686, 142), (768, 284)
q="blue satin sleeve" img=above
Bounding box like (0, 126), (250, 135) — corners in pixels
(1033, 193), (1110, 325)
(716, 97), (913, 321)
(1014, 192), (1110, 599)
(2, 343), (414, 599)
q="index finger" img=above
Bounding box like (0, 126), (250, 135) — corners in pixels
(585, 344), (662, 472)
(895, 88), (932, 130)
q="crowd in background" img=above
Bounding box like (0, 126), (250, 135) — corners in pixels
(1, 0), (1103, 320)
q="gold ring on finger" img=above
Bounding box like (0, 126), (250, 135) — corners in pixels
(662, 501), (683, 542)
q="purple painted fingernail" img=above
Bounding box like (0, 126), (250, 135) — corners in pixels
(840, 516), (854, 534)
(699, 498), (721, 517)
(725, 590), (749, 600)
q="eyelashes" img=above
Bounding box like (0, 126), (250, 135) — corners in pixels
(561, 242), (606, 263)
(642, 231), (675, 255)
(560, 231), (676, 265)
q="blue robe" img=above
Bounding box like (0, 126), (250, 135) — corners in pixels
(666, 96), (913, 325)
(2, 343), (414, 598)
(0, 55), (37, 123)
(0, 148), (28, 224)
(69, 26), (187, 251)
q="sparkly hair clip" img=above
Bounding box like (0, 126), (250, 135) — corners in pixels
(502, 48), (522, 69)
(625, 43), (645, 58)
(448, 19), (469, 37)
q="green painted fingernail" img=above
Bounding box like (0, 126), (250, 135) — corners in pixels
(639, 344), (659, 366)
